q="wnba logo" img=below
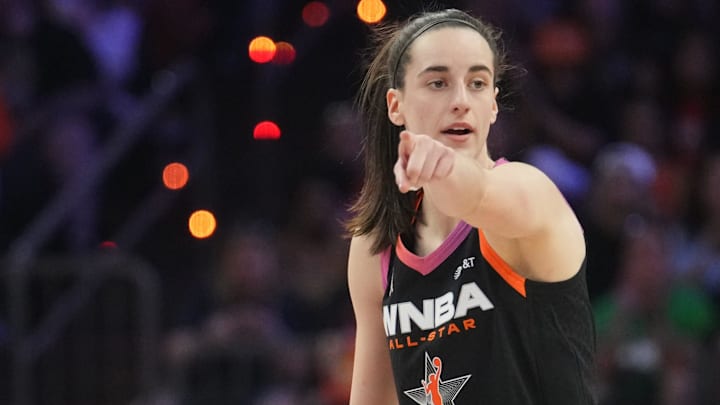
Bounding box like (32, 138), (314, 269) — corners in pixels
(383, 281), (494, 336)
(403, 352), (471, 405)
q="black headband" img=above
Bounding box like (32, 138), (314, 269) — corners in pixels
(391, 18), (478, 88)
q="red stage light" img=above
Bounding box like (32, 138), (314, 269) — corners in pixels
(272, 41), (296, 64)
(303, 1), (330, 27)
(162, 162), (190, 190)
(253, 121), (281, 140)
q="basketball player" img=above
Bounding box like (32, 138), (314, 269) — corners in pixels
(345, 8), (596, 404)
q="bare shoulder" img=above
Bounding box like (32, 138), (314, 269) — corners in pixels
(492, 160), (556, 185)
(347, 234), (385, 304)
(492, 160), (575, 214)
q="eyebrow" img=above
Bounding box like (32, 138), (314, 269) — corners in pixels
(417, 64), (493, 76)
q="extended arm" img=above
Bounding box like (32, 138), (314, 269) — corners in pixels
(394, 131), (585, 281)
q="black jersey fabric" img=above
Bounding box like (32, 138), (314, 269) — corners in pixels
(381, 221), (596, 405)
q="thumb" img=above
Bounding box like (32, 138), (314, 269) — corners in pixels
(395, 130), (414, 193)
(399, 130), (414, 142)
(398, 130), (415, 157)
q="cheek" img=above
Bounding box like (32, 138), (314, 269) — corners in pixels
(403, 98), (440, 129)
(479, 97), (498, 123)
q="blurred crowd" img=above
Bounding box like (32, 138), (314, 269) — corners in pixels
(1, 0), (719, 404)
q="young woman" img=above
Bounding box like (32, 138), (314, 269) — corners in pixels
(345, 9), (596, 405)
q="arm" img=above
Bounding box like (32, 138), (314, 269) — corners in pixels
(347, 235), (399, 405)
(395, 131), (585, 281)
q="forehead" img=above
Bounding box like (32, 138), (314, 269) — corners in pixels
(406, 26), (494, 73)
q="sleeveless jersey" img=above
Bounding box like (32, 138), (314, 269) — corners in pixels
(381, 221), (596, 404)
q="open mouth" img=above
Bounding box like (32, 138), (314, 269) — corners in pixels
(442, 128), (473, 135)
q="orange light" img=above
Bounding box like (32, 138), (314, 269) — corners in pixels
(272, 41), (296, 64)
(303, 1), (330, 27)
(357, 0), (386, 24)
(162, 162), (189, 190)
(248, 36), (277, 63)
(188, 210), (217, 239)
(253, 121), (281, 140)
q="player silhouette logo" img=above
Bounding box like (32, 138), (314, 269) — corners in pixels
(403, 352), (471, 405)
(423, 356), (443, 404)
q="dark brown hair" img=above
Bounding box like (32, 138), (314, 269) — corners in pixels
(345, 9), (508, 254)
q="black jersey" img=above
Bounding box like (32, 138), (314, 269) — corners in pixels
(381, 221), (596, 404)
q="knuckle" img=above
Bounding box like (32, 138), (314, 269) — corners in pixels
(406, 166), (420, 179)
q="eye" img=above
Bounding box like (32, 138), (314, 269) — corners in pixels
(469, 79), (487, 90)
(428, 79), (446, 89)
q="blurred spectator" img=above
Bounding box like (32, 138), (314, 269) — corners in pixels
(526, 14), (607, 163)
(0, 103), (101, 252)
(27, 0), (99, 98)
(613, 97), (695, 231)
(306, 101), (363, 202)
(525, 143), (591, 207)
(581, 142), (658, 298)
(312, 328), (354, 405)
(616, 98), (666, 157)
(278, 177), (352, 335)
(46, 0), (141, 85)
(135, 0), (212, 87)
(674, 154), (720, 303)
(696, 335), (720, 403)
(594, 220), (717, 405)
(46, 0), (143, 120)
(162, 223), (306, 404)
(274, 176), (355, 404)
(520, 13), (608, 206)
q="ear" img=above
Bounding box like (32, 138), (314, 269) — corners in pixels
(386, 88), (405, 126)
(490, 87), (499, 124)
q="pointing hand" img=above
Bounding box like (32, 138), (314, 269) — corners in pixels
(394, 131), (455, 193)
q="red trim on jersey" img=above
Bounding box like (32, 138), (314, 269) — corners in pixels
(478, 230), (527, 297)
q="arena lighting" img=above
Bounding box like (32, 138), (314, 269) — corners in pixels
(248, 36), (277, 63)
(272, 41), (296, 64)
(253, 120), (281, 140)
(303, 1), (330, 27)
(188, 210), (217, 239)
(162, 162), (189, 190)
(357, 0), (386, 24)
(99, 240), (118, 249)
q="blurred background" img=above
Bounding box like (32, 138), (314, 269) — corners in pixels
(0, 0), (718, 404)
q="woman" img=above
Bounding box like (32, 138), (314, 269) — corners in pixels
(345, 8), (596, 404)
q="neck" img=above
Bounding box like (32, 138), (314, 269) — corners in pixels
(415, 197), (461, 251)
(424, 197), (460, 226)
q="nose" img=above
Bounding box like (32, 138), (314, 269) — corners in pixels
(450, 85), (470, 113)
